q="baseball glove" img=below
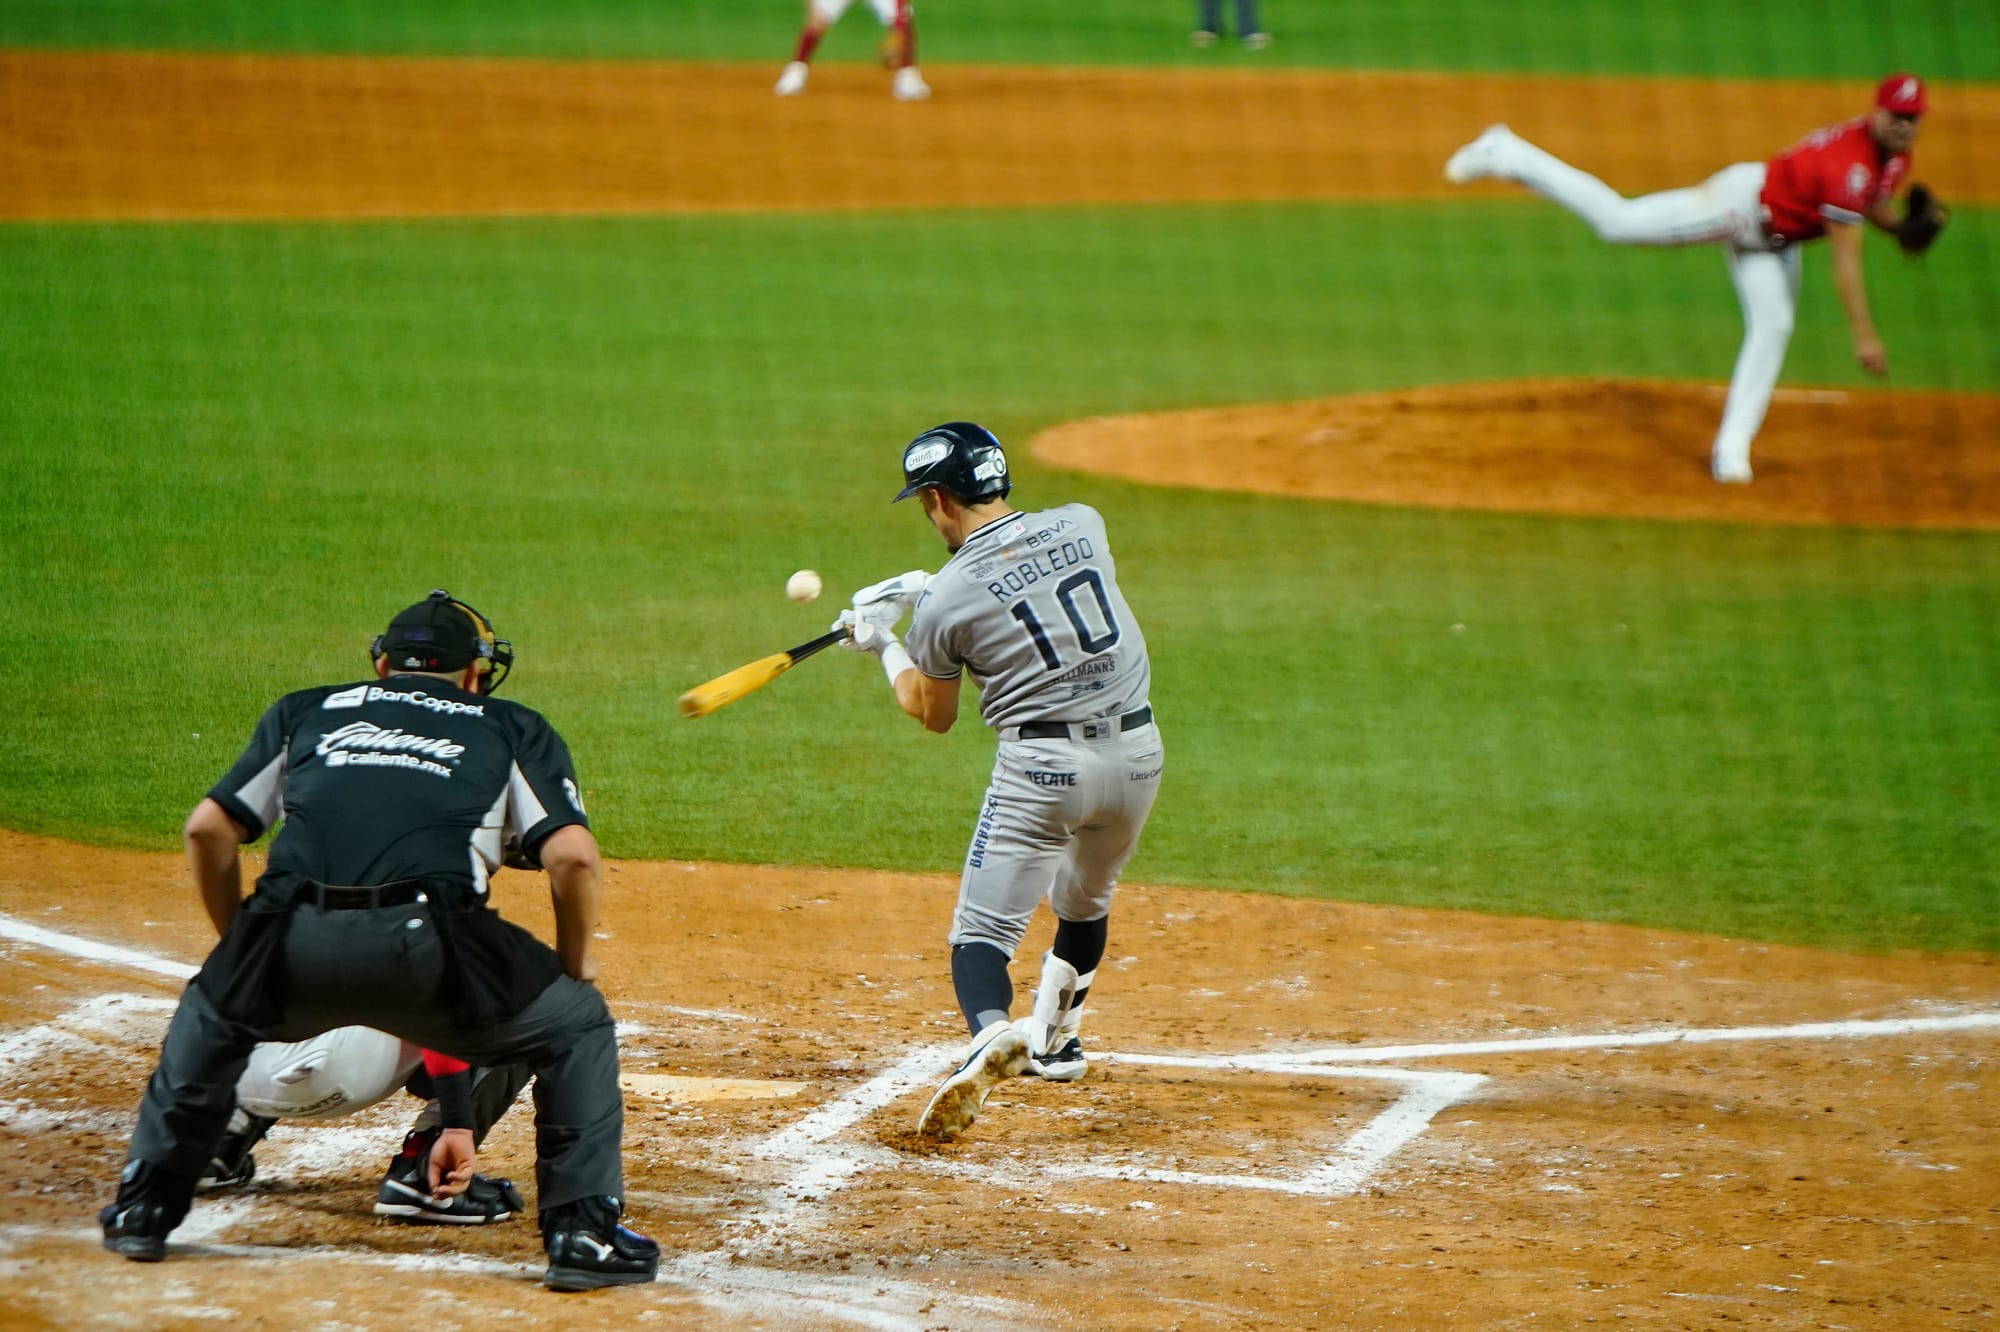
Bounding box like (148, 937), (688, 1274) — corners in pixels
(1897, 183), (1949, 255)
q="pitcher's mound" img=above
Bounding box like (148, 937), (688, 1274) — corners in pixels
(1032, 378), (1999, 529)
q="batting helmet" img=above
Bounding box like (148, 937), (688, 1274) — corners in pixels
(371, 589), (514, 694)
(893, 422), (1011, 505)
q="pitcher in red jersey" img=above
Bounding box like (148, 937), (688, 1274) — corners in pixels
(1444, 75), (1932, 483)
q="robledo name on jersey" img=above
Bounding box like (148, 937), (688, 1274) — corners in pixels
(981, 536), (1098, 603)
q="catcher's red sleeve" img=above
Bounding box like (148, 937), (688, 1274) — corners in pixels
(423, 1049), (471, 1077)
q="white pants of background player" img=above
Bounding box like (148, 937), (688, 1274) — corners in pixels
(813, 0), (899, 20)
(1492, 137), (1800, 479)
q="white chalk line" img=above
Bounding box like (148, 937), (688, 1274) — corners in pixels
(0, 993), (174, 1081)
(1215, 1011), (2000, 1067)
(0, 913), (196, 981)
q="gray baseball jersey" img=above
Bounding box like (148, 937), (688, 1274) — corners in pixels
(906, 503), (1162, 956)
(906, 503), (1150, 729)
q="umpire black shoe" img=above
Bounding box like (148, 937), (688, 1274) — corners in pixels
(541, 1196), (661, 1291)
(100, 1200), (171, 1261)
(373, 1149), (526, 1225)
(100, 1160), (194, 1262)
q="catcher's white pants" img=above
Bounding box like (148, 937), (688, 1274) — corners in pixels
(1496, 135), (1802, 473)
(233, 1026), (420, 1119)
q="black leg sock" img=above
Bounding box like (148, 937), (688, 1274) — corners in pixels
(950, 942), (1016, 1037)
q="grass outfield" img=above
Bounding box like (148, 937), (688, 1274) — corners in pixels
(3, 205), (1996, 951)
(2, 0), (1997, 80)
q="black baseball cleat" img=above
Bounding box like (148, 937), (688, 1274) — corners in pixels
(1022, 1033), (1089, 1083)
(198, 1112), (277, 1191)
(373, 1149), (526, 1224)
(541, 1196), (661, 1291)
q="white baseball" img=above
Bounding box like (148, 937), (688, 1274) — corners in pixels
(786, 569), (823, 603)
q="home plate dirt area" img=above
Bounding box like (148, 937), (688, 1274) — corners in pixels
(1, 831), (1996, 1329)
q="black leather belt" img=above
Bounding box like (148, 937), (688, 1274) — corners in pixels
(308, 881), (429, 911)
(1017, 705), (1153, 741)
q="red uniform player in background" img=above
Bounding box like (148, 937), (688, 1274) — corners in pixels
(1445, 75), (1932, 483)
(776, 0), (928, 101)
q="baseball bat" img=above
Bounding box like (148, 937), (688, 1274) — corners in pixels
(677, 627), (847, 719)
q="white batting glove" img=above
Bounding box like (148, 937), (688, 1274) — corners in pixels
(832, 607), (897, 654)
(851, 569), (930, 615)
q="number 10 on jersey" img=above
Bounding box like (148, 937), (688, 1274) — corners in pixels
(1009, 569), (1120, 670)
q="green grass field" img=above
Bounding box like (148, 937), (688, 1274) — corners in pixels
(3, 5), (1996, 953)
(3, 0), (1997, 79)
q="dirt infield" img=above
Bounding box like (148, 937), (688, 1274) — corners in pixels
(1033, 379), (2000, 528)
(4, 51), (1999, 221)
(2, 830), (1997, 1328)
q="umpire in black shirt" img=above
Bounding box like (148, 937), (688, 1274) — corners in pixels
(100, 590), (659, 1291)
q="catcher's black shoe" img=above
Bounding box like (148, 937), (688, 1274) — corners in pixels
(541, 1196), (661, 1292)
(373, 1148), (526, 1225)
(198, 1112), (277, 1191)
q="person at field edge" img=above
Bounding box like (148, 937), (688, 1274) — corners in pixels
(832, 423), (1164, 1140)
(1192, 0), (1270, 48)
(775, 0), (930, 101)
(98, 590), (658, 1292)
(1444, 73), (1933, 483)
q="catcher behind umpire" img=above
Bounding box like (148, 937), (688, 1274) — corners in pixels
(99, 590), (658, 1292)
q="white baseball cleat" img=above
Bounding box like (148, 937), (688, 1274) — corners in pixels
(774, 61), (809, 96)
(1444, 124), (1515, 185)
(917, 1021), (1030, 1139)
(1710, 453), (1754, 484)
(892, 66), (931, 101)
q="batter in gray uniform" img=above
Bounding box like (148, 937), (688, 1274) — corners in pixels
(834, 422), (1164, 1139)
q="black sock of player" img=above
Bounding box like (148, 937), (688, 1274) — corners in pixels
(950, 942), (1016, 1038)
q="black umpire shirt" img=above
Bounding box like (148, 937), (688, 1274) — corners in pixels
(206, 676), (588, 893)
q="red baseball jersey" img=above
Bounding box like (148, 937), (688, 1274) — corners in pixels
(1761, 117), (1911, 244)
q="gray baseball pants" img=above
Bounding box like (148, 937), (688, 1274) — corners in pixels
(949, 719), (1164, 957)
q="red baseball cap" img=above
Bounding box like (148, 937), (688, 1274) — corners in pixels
(1876, 72), (1928, 116)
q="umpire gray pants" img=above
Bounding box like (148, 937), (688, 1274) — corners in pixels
(129, 901), (623, 1213)
(949, 718), (1164, 957)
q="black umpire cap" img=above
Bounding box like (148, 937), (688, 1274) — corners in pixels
(894, 422), (1011, 505)
(372, 589), (514, 692)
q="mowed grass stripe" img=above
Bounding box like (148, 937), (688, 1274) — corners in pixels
(2, 205), (1995, 950)
(1, 0), (1996, 80)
